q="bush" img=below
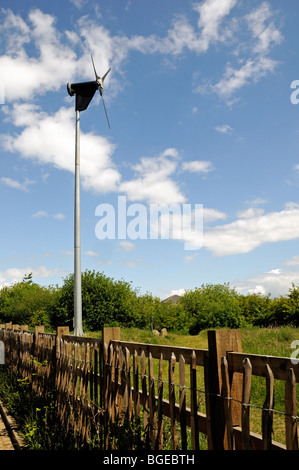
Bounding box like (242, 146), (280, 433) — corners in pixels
(51, 270), (140, 331)
(180, 283), (246, 334)
(0, 274), (58, 328)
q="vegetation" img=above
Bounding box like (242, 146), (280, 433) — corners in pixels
(1, 270), (299, 333)
(0, 367), (77, 450)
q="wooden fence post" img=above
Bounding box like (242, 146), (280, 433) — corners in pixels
(102, 327), (120, 348)
(56, 326), (70, 338)
(207, 329), (243, 450)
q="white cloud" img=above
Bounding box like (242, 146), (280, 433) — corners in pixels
(203, 203), (299, 256)
(0, 9), (78, 102)
(215, 124), (233, 134)
(125, 261), (137, 268)
(194, 2), (283, 102)
(119, 148), (185, 204)
(283, 256), (299, 267)
(84, 250), (99, 256)
(165, 288), (186, 299)
(1, 176), (35, 191)
(203, 208), (227, 223)
(0, 266), (65, 286)
(213, 56), (278, 101)
(0, 2), (283, 110)
(32, 211), (48, 218)
(236, 207), (265, 219)
(69, 0), (87, 9)
(52, 213), (65, 220)
(245, 2), (283, 54)
(1, 104), (120, 194)
(182, 160), (214, 174)
(194, 0), (238, 52)
(184, 253), (198, 263)
(118, 241), (136, 251)
(235, 268), (299, 298)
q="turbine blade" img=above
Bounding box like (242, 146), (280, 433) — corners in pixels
(102, 68), (111, 82)
(91, 54), (98, 79)
(102, 95), (111, 129)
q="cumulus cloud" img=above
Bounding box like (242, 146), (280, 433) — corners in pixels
(235, 268), (299, 298)
(203, 203), (299, 256)
(215, 124), (233, 134)
(119, 148), (185, 205)
(182, 160), (214, 174)
(193, 0), (238, 52)
(32, 211), (48, 218)
(245, 2), (283, 54)
(118, 241), (136, 251)
(0, 2), (283, 109)
(0, 266), (66, 287)
(194, 1), (283, 102)
(1, 176), (35, 191)
(1, 104), (120, 194)
(213, 56), (278, 101)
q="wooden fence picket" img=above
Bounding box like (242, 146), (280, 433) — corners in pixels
(285, 368), (298, 450)
(241, 357), (252, 450)
(148, 352), (157, 448)
(133, 350), (140, 426)
(190, 350), (200, 450)
(125, 347), (132, 421)
(157, 353), (164, 450)
(262, 364), (274, 450)
(140, 350), (148, 438)
(179, 354), (187, 450)
(221, 356), (235, 450)
(169, 352), (178, 450)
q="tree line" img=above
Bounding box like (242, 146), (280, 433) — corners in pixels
(0, 270), (298, 334)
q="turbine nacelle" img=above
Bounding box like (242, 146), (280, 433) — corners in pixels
(67, 55), (111, 127)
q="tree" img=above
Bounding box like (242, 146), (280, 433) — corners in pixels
(180, 283), (245, 334)
(0, 278), (58, 328)
(239, 292), (273, 326)
(51, 270), (140, 331)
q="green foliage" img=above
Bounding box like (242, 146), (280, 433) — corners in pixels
(0, 366), (76, 450)
(180, 283), (246, 334)
(51, 270), (140, 331)
(134, 293), (187, 331)
(2, 268), (299, 333)
(0, 274), (58, 328)
(238, 292), (272, 326)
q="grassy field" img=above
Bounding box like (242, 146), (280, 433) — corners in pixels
(88, 325), (299, 447)
(89, 324), (298, 356)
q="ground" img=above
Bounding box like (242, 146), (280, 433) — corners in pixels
(0, 414), (14, 451)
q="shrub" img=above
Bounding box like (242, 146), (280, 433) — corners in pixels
(180, 283), (246, 334)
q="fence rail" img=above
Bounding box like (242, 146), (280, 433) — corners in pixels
(0, 324), (298, 450)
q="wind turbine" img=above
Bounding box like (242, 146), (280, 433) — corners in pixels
(67, 56), (111, 336)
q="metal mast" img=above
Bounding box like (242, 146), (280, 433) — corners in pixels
(74, 109), (83, 336)
(67, 57), (111, 337)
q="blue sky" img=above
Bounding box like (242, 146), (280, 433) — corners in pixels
(1, 0), (299, 300)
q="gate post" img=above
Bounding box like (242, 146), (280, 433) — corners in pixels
(207, 329), (243, 450)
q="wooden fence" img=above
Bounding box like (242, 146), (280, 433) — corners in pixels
(0, 324), (298, 450)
